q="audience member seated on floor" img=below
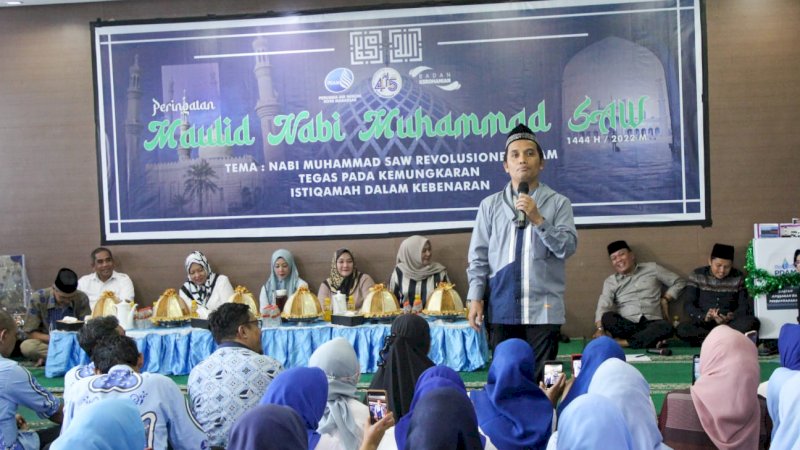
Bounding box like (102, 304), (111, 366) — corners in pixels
(405, 387), (485, 450)
(260, 367), (329, 449)
(188, 303), (282, 449)
(308, 337), (368, 450)
(228, 404), (311, 450)
(51, 398), (145, 450)
(766, 323), (800, 439)
(548, 393), (634, 450)
(0, 310), (62, 450)
(77, 247), (135, 311)
(63, 315), (124, 391)
(658, 325), (770, 450)
(769, 371), (800, 449)
(471, 338), (561, 450)
(318, 248), (376, 309)
(63, 335), (207, 450)
(557, 335), (625, 416)
(388, 235), (449, 307)
(369, 313), (434, 419)
(676, 243), (760, 346)
(21, 268), (91, 366)
(382, 365), (487, 450)
(588, 359), (670, 449)
(179, 250), (235, 316)
(593, 240), (686, 349)
(259, 249), (308, 311)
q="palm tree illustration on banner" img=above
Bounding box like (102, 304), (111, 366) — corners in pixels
(184, 160), (219, 215)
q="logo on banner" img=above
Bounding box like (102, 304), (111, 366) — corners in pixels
(408, 66), (461, 91)
(372, 68), (402, 98)
(349, 28), (423, 65)
(773, 259), (797, 275)
(324, 68), (355, 93)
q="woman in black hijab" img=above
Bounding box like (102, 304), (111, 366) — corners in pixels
(369, 313), (434, 418)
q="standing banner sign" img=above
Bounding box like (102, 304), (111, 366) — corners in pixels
(93, 0), (708, 242)
(753, 237), (800, 339)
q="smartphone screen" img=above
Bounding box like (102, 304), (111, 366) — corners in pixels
(571, 354), (582, 378)
(692, 354), (701, 384)
(543, 361), (563, 388)
(366, 389), (388, 424)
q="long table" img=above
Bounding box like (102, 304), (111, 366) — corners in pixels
(45, 319), (488, 377)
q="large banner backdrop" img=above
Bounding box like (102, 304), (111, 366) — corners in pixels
(93, 0), (707, 242)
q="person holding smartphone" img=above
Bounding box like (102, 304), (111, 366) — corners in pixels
(676, 244), (760, 347)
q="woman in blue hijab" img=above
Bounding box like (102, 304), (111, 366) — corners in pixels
(767, 323), (800, 439)
(228, 404), (309, 450)
(261, 367), (329, 449)
(51, 398), (145, 450)
(393, 365), (480, 450)
(404, 387), (484, 450)
(552, 393), (634, 450)
(556, 335), (625, 416)
(471, 338), (554, 450)
(260, 249), (307, 311)
(588, 359), (670, 449)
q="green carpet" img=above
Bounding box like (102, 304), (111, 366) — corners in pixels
(17, 339), (781, 429)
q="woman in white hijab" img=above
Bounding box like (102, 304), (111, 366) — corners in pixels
(309, 337), (369, 450)
(388, 235), (448, 307)
(179, 250), (234, 314)
(588, 358), (672, 450)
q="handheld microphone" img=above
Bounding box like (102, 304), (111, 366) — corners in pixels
(645, 348), (672, 356)
(516, 182), (529, 229)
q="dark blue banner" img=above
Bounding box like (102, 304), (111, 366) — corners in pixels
(93, 0), (706, 241)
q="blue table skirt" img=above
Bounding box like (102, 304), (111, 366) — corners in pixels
(45, 319), (488, 377)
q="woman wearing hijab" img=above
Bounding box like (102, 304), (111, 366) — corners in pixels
(767, 323), (800, 439)
(550, 394), (634, 450)
(388, 235), (449, 306)
(588, 358), (671, 450)
(260, 249), (308, 311)
(308, 337), (368, 450)
(470, 338), (554, 450)
(770, 371), (800, 449)
(404, 387), (484, 450)
(556, 335), (625, 416)
(383, 365), (488, 450)
(260, 367), (329, 449)
(318, 249), (376, 309)
(179, 250), (234, 313)
(369, 313), (434, 419)
(51, 398), (146, 450)
(659, 325), (768, 449)
(228, 404), (309, 450)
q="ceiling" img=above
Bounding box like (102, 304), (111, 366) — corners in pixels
(0, 0), (121, 7)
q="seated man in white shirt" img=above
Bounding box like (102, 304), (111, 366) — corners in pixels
(77, 247), (135, 310)
(63, 335), (207, 450)
(189, 303), (283, 449)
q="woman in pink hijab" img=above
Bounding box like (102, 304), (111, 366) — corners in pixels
(659, 325), (770, 449)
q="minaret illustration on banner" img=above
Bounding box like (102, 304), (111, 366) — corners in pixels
(124, 54), (144, 213)
(252, 36), (280, 162)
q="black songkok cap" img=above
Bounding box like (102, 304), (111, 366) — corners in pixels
(54, 268), (78, 294)
(607, 240), (630, 255)
(711, 243), (735, 261)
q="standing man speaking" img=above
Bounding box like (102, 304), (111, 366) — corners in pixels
(467, 124), (577, 381)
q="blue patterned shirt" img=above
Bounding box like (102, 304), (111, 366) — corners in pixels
(188, 343), (283, 447)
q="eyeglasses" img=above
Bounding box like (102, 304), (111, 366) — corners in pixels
(245, 319), (263, 329)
